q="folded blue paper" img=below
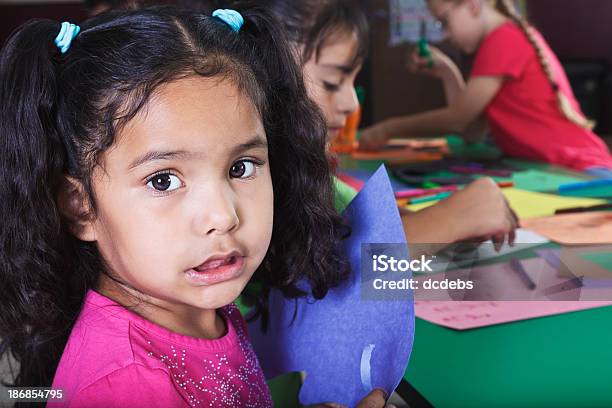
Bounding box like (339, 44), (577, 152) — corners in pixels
(249, 165), (415, 406)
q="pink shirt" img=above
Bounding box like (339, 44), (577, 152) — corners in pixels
(50, 290), (272, 407)
(471, 22), (612, 170)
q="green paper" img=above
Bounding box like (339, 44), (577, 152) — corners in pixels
(582, 253), (612, 272)
(268, 373), (303, 408)
(509, 169), (586, 193)
(446, 135), (502, 159)
(559, 184), (612, 198)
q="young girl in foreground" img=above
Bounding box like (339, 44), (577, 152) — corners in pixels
(360, 0), (612, 172)
(0, 6), (349, 406)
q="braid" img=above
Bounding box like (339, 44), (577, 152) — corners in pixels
(496, 0), (595, 130)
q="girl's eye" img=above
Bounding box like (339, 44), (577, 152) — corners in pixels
(146, 173), (182, 192)
(229, 160), (257, 179)
(323, 81), (341, 92)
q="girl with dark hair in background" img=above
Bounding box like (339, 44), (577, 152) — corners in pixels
(263, 0), (518, 254)
(0, 5), (351, 405)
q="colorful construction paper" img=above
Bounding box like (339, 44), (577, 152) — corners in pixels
(338, 168), (413, 192)
(415, 257), (612, 329)
(583, 252), (612, 271)
(387, 138), (450, 154)
(536, 247), (612, 286)
(503, 189), (608, 218)
(415, 299), (612, 330)
(249, 166), (414, 406)
(559, 179), (612, 198)
(521, 211), (612, 245)
(406, 188), (607, 218)
(412, 257), (588, 302)
(509, 169), (587, 192)
(351, 147), (443, 163)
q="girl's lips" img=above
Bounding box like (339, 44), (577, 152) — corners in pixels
(184, 253), (245, 286)
(328, 127), (342, 138)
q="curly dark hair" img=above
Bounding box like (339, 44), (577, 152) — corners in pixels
(259, 0), (369, 68)
(0, 4), (349, 390)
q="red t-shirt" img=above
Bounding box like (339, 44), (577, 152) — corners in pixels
(471, 21), (612, 170)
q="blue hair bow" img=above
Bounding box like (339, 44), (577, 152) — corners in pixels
(54, 22), (80, 54)
(212, 9), (244, 33)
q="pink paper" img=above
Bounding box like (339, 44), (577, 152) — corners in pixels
(413, 257), (612, 329)
(415, 300), (612, 330)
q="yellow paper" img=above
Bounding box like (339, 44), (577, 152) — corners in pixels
(405, 188), (608, 219)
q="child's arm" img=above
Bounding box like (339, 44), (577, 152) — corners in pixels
(360, 69), (503, 149)
(428, 51), (489, 144)
(400, 178), (518, 256)
(409, 46), (466, 104)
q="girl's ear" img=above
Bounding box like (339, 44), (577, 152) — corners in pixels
(57, 176), (97, 242)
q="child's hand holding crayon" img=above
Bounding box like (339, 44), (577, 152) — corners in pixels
(402, 178), (519, 252)
(408, 45), (456, 78)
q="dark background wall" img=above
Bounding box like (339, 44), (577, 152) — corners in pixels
(528, 0), (612, 136)
(0, 2), (88, 44)
(527, 0), (612, 65)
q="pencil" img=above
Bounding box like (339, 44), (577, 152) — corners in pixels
(510, 257), (536, 290)
(554, 203), (612, 215)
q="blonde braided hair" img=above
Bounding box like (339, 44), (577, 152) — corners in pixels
(495, 0), (595, 129)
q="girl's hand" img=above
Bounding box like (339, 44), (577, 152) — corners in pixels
(439, 177), (519, 250)
(313, 388), (396, 408)
(408, 46), (458, 79)
(359, 121), (393, 151)
(402, 178), (518, 253)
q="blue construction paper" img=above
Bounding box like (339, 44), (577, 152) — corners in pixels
(558, 179), (612, 198)
(249, 165), (414, 406)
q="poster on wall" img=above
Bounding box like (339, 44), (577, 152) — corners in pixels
(388, 0), (445, 46)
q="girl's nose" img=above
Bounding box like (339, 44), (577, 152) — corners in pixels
(193, 184), (239, 236)
(338, 85), (359, 116)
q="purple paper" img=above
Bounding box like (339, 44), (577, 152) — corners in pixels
(249, 165), (414, 406)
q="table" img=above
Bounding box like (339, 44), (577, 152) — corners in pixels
(339, 137), (612, 407)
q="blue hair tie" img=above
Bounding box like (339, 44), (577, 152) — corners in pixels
(212, 9), (244, 33)
(54, 22), (80, 54)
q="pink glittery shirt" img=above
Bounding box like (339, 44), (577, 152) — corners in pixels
(49, 290), (272, 407)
